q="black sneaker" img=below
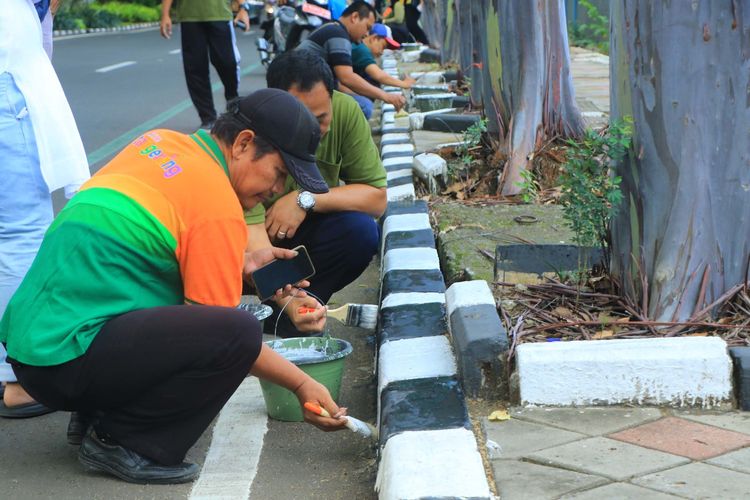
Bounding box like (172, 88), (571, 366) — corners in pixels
(198, 120), (215, 131)
(67, 412), (92, 446)
(78, 431), (199, 484)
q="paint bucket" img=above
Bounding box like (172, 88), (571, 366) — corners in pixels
(259, 337), (353, 422)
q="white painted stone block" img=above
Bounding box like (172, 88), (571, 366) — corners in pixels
(517, 337), (733, 408)
(383, 86), (401, 93)
(378, 336), (456, 389)
(382, 123), (409, 133)
(382, 143), (415, 156)
(446, 280), (495, 316)
(382, 292), (445, 310)
(382, 213), (431, 238)
(383, 247), (440, 274)
(381, 132), (411, 143)
(413, 151), (447, 179)
(400, 50), (421, 63)
(382, 111), (396, 124)
(386, 183), (414, 202)
(382, 156), (412, 169)
(409, 71), (445, 84)
(386, 169), (412, 181)
(382, 59), (397, 68)
(382, 103), (396, 113)
(376, 428), (491, 500)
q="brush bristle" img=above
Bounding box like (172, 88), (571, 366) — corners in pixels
(345, 416), (378, 439)
(345, 304), (378, 330)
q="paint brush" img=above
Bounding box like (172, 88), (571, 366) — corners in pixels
(304, 402), (378, 440)
(297, 304), (378, 330)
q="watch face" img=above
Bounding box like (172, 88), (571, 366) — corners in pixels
(299, 191), (315, 209)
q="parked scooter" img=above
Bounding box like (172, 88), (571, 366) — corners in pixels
(256, 0), (331, 67)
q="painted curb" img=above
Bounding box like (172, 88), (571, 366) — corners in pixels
(516, 337), (733, 407)
(729, 347), (750, 410)
(373, 60), (492, 498)
(53, 22), (158, 38)
(445, 280), (509, 399)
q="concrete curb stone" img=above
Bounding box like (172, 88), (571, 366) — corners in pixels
(53, 22), (159, 38)
(373, 58), (492, 497)
(729, 347), (750, 410)
(445, 280), (509, 399)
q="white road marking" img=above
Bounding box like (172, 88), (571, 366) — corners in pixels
(169, 49), (181, 54)
(189, 377), (269, 500)
(95, 61), (136, 73)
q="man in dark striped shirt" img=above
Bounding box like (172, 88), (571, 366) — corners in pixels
(297, 1), (405, 118)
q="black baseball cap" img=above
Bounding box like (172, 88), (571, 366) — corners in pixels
(231, 88), (328, 194)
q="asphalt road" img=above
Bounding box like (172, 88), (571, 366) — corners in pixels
(1, 27), (378, 499)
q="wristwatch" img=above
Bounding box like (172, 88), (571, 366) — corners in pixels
(297, 190), (316, 212)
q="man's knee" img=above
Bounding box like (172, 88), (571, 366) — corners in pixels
(337, 212), (379, 264)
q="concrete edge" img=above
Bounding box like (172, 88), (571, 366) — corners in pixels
(53, 22), (159, 38)
(445, 281), (509, 399)
(516, 337), (734, 408)
(373, 56), (492, 498)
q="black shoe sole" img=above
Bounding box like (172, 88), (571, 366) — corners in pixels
(78, 453), (198, 485)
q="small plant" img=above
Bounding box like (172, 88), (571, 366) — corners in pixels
(517, 168), (540, 204)
(568, 0), (609, 54)
(558, 117), (632, 266)
(447, 117), (487, 179)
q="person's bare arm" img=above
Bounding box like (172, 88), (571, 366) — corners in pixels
(250, 344), (347, 430)
(365, 63), (416, 89)
(160, 0), (174, 38)
(334, 65), (405, 109)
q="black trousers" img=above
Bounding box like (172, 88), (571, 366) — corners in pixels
(405, 4), (429, 45)
(180, 21), (240, 123)
(12, 306), (262, 465)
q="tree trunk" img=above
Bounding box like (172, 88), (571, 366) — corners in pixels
(610, 0), (750, 321)
(484, 0), (583, 195)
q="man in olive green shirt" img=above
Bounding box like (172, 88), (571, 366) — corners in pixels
(246, 50), (386, 336)
(160, 0), (249, 129)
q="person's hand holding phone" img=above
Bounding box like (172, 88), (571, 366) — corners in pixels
(244, 247), (310, 300)
(285, 296), (326, 333)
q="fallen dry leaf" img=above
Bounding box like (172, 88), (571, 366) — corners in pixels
(488, 410), (511, 421)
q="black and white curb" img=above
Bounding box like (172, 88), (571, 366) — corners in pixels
(53, 22), (159, 38)
(446, 280), (509, 399)
(374, 55), (491, 500)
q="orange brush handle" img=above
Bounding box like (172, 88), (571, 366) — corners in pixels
(297, 307), (317, 314)
(304, 401), (331, 417)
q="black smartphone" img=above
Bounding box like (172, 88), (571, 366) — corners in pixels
(251, 245), (315, 301)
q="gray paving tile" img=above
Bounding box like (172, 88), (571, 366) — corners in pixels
(483, 418), (586, 460)
(677, 411), (750, 435)
(633, 462), (750, 499)
(510, 407), (662, 436)
(560, 482), (683, 499)
(706, 446), (750, 474)
(526, 437), (690, 481)
(492, 460), (607, 500)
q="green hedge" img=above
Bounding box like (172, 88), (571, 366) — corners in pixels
(54, 1), (160, 30)
(94, 2), (160, 23)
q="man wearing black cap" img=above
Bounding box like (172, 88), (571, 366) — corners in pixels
(246, 50), (386, 338)
(1, 88), (347, 484)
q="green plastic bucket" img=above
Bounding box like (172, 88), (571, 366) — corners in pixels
(259, 337), (353, 422)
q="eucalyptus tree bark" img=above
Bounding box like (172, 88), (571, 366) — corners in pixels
(485, 0), (584, 195)
(610, 1), (750, 321)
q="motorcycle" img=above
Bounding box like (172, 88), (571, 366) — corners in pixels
(256, 0), (331, 67)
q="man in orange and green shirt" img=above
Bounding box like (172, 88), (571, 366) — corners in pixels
(0, 89), (348, 484)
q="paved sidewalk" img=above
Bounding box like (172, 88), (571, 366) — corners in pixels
(484, 407), (750, 499)
(570, 46), (609, 129)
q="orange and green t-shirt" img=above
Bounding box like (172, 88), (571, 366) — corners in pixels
(0, 129), (247, 366)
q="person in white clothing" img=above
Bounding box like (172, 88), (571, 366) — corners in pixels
(0, 0), (90, 418)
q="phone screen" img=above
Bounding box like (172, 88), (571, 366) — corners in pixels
(251, 245), (315, 301)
